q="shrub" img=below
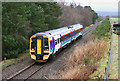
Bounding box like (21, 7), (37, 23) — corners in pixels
(61, 39), (107, 79)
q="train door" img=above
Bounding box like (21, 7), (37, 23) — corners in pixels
(54, 35), (60, 52)
(71, 28), (74, 41)
(57, 37), (61, 49)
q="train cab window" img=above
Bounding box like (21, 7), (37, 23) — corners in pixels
(31, 38), (36, 50)
(44, 38), (49, 51)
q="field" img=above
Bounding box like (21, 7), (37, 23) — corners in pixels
(109, 18), (119, 23)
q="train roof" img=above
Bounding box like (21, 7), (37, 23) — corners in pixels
(32, 24), (83, 37)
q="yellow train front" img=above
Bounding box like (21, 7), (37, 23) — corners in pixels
(29, 34), (50, 62)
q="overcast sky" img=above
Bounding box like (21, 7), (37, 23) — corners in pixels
(64, 0), (119, 12)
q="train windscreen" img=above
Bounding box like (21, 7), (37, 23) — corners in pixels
(31, 38), (36, 50)
(44, 38), (49, 51)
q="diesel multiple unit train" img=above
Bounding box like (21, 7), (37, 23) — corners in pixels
(29, 24), (83, 62)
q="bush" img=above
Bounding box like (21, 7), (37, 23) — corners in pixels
(61, 39), (107, 79)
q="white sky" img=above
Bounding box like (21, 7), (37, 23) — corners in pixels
(64, 0), (119, 12)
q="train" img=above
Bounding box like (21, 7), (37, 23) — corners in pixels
(29, 24), (83, 62)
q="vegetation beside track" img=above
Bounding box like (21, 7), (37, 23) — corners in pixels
(93, 18), (111, 38)
(1, 50), (29, 70)
(60, 38), (108, 79)
(91, 18), (112, 79)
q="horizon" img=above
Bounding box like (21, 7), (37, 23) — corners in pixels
(63, 0), (119, 16)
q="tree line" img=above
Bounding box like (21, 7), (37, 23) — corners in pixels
(2, 2), (99, 59)
(2, 2), (62, 59)
(58, 3), (99, 27)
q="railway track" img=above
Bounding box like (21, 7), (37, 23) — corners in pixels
(7, 62), (35, 80)
(7, 62), (46, 80)
(83, 21), (102, 36)
(5, 21), (103, 80)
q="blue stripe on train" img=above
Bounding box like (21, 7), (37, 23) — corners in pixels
(50, 31), (83, 54)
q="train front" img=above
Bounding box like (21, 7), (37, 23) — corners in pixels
(29, 34), (50, 62)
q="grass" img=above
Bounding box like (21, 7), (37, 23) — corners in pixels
(91, 18), (119, 79)
(109, 33), (118, 79)
(60, 38), (107, 79)
(109, 18), (119, 23)
(91, 40), (110, 79)
(92, 18), (111, 39)
(1, 50), (29, 69)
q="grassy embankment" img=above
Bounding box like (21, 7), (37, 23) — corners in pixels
(109, 17), (119, 79)
(92, 18), (111, 39)
(60, 18), (111, 79)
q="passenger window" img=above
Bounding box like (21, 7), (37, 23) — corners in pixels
(44, 38), (49, 51)
(55, 40), (57, 45)
(61, 37), (63, 41)
(58, 39), (60, 43)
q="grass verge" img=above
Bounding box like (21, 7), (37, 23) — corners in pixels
(1, 50), (29, 70)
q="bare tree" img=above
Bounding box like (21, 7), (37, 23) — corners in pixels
(58, 3), (93, 27)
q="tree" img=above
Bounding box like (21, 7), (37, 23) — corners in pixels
(35, 2), (62, 30)
(84, 6), (98, 24)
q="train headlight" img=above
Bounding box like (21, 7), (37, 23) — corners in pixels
(32, 48), (34, 50)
